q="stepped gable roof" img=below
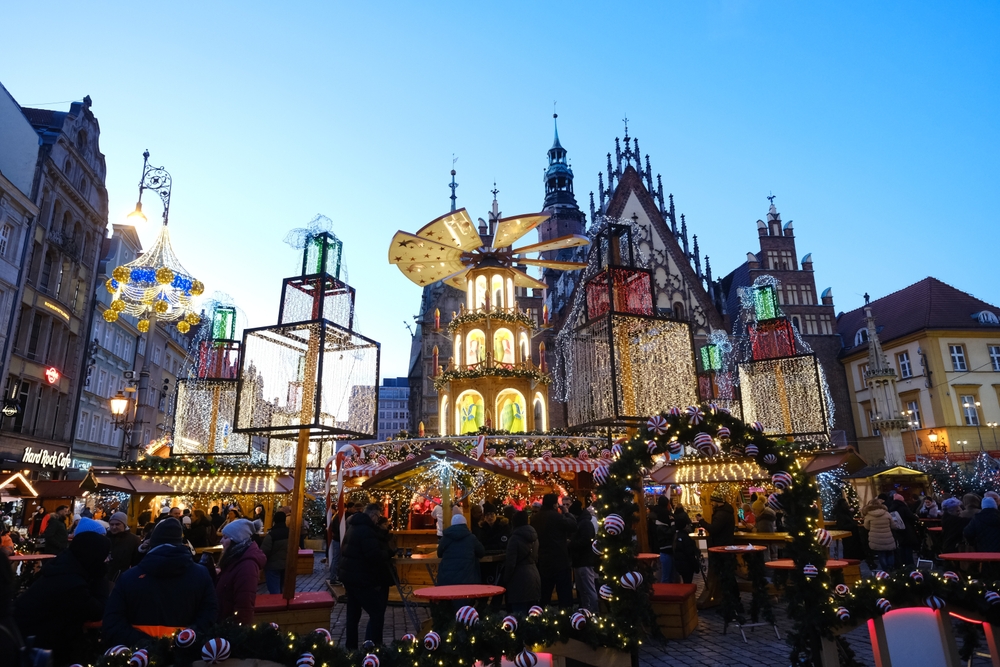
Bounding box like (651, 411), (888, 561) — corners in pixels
(837, 277), (1000, 354)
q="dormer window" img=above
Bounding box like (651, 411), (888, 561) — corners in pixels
(973, 310), (999, 325)
(854, 329), (868, 347)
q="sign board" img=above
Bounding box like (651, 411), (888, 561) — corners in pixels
(1, 400), (19, 418)
(21, 447), (71, 469)
(44, 367), (60, 384)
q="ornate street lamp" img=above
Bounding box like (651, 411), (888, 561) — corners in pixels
(104, 151), (204, 460)
(109, 390), (142, 457)
(988, 422), (998, 449)
(963, 400), (984, 449)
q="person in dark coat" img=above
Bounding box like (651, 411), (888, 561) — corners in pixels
(941, 497), (968, 554)
(477, 502), (511, 552)
(653, 506), (676, 583)
(187, 509), (214, 549)
(41, 505), (70, 555)
(672, 513), (701, 584)
(504, 511), (540, 614)
(260, 510), (290, 594)
(964, 496), (1000, 552)
(338, 504), (393, 650)
(530, 493), (577, 607)
(568, 500), (598, 612)
(103, 518), (217, 646)
(887, 493), (919, 567)
(215, 519), (266, 623)
(107, 512), (140, 583)
(14, 531), (111, 664)
(210, 506), (224, 530)
(697, 496), (736, 547)
(437, 514), (485, 586)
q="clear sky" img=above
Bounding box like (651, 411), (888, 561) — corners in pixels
(2, 2), (997, 378)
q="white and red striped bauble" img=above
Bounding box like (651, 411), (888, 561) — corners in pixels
(313, 628), (332, 642)
(909, 570), (924, 583)
(296, 653), (315, 667)
(599, 584), (613, 600)
(668, 440), (683, 456)
(943, 571), (960, 582)
(175, 628), (196, 648)
(528, 605), (543, 617)
(603, 514), (625, 535)
(835, 584), (850, 597)
(105, 646), (131, 657)
(376, 455), (389, 466)
(591, 539), (601, 555)
(578, 449), (589, 460)
(506, 449), (517, 459)
(611, 444), (623, 459)
(835, 606), (850, 622)
(514, 649), (538, 667)
(423, 632), (440, 650)
(600, 449), (612, 460)
(815, 529), (832, 547)
(686, 406), (704, 425)
(876, 598), (892, 614)
(592, 466), (610, 486)
(620, 571), (643, 589)
(751, 421), (765, 433)
(767, 493), (784, 511)
(541, 450), (552, 460)
(456, 605), (479, 627)
(986, 591), (1000, 605)
(571, 612), (587, 630)
(803, 564), (818, 579)
(646, 440), (658, 454)
(501, 615), (518, 632)
(269, 622), (280, 630)
(924, 596), (945, 611)
(646, 415), (668, 434)
(668, 407), (682, 417)
(401, 633), (416, 643)
(363, 654), (380, 667)
(128, 649), (149, 667)
(201, 638), (231, 664)
(717, 427), (731, 440)
(745, 444), (759, 457)
(694, 432), (717, 455)
(763, 453), (778, 465)
(771, 471), (792, 490)
(874, 570), (890, 581)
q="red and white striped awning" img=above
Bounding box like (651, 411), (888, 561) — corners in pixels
(341, 462), (399, 479)
(341, 456), (604, 479)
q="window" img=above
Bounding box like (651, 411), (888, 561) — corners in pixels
(854, 329), (868, 347)
(89, 414), (100, 441)
(101, 419), (110, 445)
(868, 409), (881, 436)
(77, 410), (89, 439)
(906, 400), (922, 428)
(961, 396), (980, 426)
(990, 345), (1000, 372)
(950, 345), (967, 371)
(0, 224), (11, 257)
(124, 338), (133, 361)
(859, 363), (869, 384)
(792, 316), (801, 331)
(114, 333), (123, 358)
(897, 351), (912, 379)
(800, 286), (814, 305)
(819, 314), (833, 335)
(152, 346), (161, 365)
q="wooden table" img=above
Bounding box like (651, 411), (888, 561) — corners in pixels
(414, 543), (438, 554)
(733, 530), (852, 543)
(938, 552), (1000, 574)
(413, 584), (505, 601)
(699, 545), (767, 610)
(8, 554), (56, 562)
(764, 559), (849, 570)
(927, 526), (943, 533)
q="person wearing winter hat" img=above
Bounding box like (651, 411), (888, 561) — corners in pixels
(940, 497), (968, 554)
(437, 511), (484, 591)
(14, 530), (111, 664)
(72, 516), (107, 536)
(103, 518), (217, 645)
(107, 512), (140, 583)
(965, 496), (1000, 556)
(216, 519), (266, 623)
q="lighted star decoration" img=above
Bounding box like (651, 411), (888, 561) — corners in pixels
(104, 224), (203, 333)
(387, 208), (589, 289)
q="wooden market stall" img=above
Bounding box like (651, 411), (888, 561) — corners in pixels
(843, 464), (931, 509)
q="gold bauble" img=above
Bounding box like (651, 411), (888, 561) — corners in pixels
(112, 266), (130, 283)
(176, 321), (191, 334)
(155, 267), (175, 285)
(185, 312), (201, 325)
(103, 309), (119, 323)
(137, 319), (150, 333)
(105, 278), (117, 294)
(190, 280), (205, 296)
(154, 300), (169, 314)
(111, 299), (126, 312)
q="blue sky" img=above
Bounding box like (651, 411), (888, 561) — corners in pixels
(2, 2), (997, 378)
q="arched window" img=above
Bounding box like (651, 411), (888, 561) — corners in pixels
(39, 253), (54, 291)
(61, 212), (71, 236)
(466, 278), (473, 311)
(496, 389), (526, 432)
(673, 302), (685, 320)
(456, 390), (484, 434)
(519, 332), (530, 365)
(453, 334), (462, 368)
(506, 278), (514, 312)
(792, 316), (801, 331)
(491, 274), (504, 310)
(475, 276), (488, 311)
(439, 395), (450, 436)
(854, 329), (868, 347)
(76, 130), (88, 151)
(466, 329), (485, 367)
(533, 392), (547, 432)
(63, 159), (72, 176)
(493, 328), (515, 367)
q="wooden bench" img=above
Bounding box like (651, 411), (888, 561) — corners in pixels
(840, 559), (862, 586)
(297, 549), (315, 575)
(650, 583), (698, 639)
(253, 592), (335, 635)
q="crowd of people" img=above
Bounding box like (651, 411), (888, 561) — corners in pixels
(0, 501), (298, 665)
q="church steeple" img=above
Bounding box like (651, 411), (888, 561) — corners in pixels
(544, 113), (577, 210)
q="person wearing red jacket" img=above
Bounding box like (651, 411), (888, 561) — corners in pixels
(216, 519), (266, 623)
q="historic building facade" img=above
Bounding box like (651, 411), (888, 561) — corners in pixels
(837, 278), (1000, 463)
(0, 95), (108, 479)
(720, 201), (855, 445)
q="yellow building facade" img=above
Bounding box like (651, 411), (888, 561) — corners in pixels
(838, 278), (1000, 462)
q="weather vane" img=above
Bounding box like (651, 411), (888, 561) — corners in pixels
(623, 114), (629, 135)
(767, 192), (776, 205)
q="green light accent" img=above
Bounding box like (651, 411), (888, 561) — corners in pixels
(211, 306), (236, 340)
(700, 344), (722, 371)
(304, 232), (343, 279)
(754, 285), (779, 320)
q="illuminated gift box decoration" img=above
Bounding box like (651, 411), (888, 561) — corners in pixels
(567, 223), (697, 428)
(174, 304), (250, 455)
(749, 318), (796, 360)
(738, 354), (829, 438)
(234, 230), (379, 467)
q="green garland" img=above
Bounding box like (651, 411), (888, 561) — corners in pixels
(432, 366), (551, 391)
(119, 455), (283, 477)
(446, 309), (536, 333)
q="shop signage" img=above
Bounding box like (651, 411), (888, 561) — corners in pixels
(1, 400), (19, 417)
(44, 367), (61, 384)
(21, 447), (71, 469)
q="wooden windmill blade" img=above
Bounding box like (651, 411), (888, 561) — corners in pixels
(517, 259), (588, 271)
(388, 231), (466, 265)
(510, 268), (547, 290)
(413, 208), (482, 252)
(511, 233), (589, 256)
(443, 267), (471, 290)
(492, 213), (550, 249)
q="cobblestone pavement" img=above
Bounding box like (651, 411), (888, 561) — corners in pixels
(280, 554), (994, 666)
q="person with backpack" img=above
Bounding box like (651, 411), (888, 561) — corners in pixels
(863, 499), (896, 571)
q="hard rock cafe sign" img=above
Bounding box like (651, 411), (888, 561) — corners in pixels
(21, 447), (71, 469)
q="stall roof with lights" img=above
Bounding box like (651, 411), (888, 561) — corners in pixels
(0, 472), (38, 500)
(86, 468), (296, 496)
(650, 449), (868, 485)
(360, 447), (527, 491)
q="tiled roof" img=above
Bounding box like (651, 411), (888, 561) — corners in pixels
(836, 277), (1000, 354)
(20, 107), (65, 131)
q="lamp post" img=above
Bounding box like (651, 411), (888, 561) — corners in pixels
(964, 400), (984, 450)
(109, 390), (142, 457)
(957, 440), (969, 456)
(104, 151), (204, 461)
(988, 422), (998, 449)
(904, 409), (921, 460)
